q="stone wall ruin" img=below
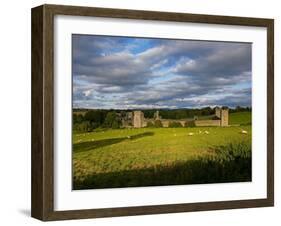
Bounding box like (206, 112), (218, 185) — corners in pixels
(123, 107), (229, 128)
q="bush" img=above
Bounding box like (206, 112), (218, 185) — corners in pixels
(146, 121), (154, 127)
(168, 121), (183, 128)
(73, 121), (93, 132)
(184, 120), (196, 127)
(154, 120), (163, 128)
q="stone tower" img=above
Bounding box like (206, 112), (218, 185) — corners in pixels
(133, 111), (144, 128)
(154, 110), (160, 120)
(215, 107), (221, 118)
(220, 108), (229, 126)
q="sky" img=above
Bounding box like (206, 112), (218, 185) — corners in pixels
(72, 34), (252, 109)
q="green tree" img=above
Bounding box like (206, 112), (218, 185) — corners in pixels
(103, 112), (121, 129)
(84, 110), (106, 128)
(146, 121), (154, 127)
(73, 121), (92, 132)
(73, 114), (84, 123)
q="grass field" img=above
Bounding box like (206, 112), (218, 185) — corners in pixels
(73, 112), (252, 189)
(229, 112), (252, 125)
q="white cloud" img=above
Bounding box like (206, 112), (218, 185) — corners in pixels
(72, 35), (252, 109)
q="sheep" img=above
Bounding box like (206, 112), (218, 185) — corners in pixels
(91, 138), (95, 141)
(241, 130), (248, 134)
(127, 135), (131, 139)
(188, 132), (194, 136)
(204, 131), (209, 134)
(199, 130), (202, 134)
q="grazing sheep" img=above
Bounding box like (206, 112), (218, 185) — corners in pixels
(204, 131), (209, 134)
(91, 138), (95, 141)
(127, 136), (131, 139)
(188, 132), (194, 136)
(241, 130), (248, 134)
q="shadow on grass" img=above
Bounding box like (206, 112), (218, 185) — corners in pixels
(73, 142), (252, 190)
(73, 132), (154, 153)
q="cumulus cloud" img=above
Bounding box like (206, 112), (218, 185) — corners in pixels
(72, 34), (252, 109)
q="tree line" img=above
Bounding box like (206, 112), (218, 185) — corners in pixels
(73, 110), (122, 132)
(73, 106), (251, 132)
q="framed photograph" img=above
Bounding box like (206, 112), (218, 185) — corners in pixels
(31, 4), (274, 221)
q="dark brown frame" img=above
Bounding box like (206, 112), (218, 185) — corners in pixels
(31, 4), (274, 221)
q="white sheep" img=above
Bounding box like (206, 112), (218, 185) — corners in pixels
(127, 135), (131, 139)
(241, 130), (248, 134)
(204, 131), (209, 134)
(188, 132), (194, 136)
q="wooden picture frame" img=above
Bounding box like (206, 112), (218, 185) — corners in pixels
(31, 4), (274, 221)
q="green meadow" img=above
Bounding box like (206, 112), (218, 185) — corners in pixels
(73, 112), (252, 189)
(229, 112), (252, 125)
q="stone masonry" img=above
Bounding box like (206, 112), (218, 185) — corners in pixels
(125, 107), (228, 128)
(133, 111), (144, 128)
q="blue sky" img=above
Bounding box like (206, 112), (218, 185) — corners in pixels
(72, 34), (252, 109)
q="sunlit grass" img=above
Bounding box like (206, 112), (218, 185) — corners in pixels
(229, 112), (252, 125)
(73, 125), (251, 189)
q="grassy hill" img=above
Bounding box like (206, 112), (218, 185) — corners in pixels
(229, 112), (251, 125)
(73, 126), (251, 189)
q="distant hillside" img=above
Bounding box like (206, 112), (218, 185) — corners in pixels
(229, 112), (252, 125)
